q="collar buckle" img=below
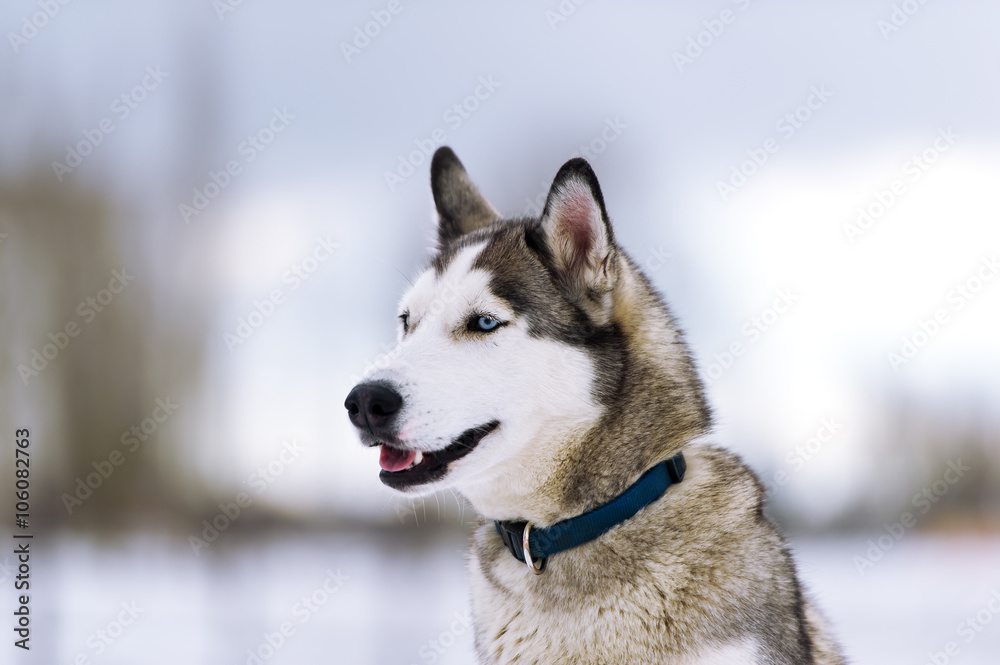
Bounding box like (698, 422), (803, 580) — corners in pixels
(495, 519), (525, 561)
(493, 520), (548, 573)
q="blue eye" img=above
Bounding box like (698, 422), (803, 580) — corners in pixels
(472, 315), (501, 332)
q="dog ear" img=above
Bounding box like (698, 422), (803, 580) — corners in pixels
(431, 147), (499, 246)
(538, 158), (618, 306)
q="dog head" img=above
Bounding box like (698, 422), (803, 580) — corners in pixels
(345, 148), (710, 522)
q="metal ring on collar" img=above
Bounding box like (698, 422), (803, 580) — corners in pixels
(522, 522), (546, 574)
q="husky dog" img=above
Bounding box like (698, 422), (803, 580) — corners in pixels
(345, 147), (845, 664)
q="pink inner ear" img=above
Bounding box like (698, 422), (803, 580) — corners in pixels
(552, 182), (600, 273)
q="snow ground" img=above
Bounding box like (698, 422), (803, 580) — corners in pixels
(13, 530), (999, 664)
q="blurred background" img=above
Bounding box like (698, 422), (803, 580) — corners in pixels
(2, 1), (999, 663)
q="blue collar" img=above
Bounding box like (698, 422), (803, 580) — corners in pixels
(494, 452), (686, 574)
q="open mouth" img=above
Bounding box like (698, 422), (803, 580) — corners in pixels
(378, 421), (499, 490)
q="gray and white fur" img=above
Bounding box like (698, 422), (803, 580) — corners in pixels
(345, 147), (846, 664)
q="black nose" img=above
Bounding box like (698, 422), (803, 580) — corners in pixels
(344, 382), (403, 433)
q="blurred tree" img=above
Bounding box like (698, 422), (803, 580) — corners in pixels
(0, 13), (226, 531)
(1, 170), (178, 528)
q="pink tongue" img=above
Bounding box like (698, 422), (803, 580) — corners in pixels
(379, 446), (417, 472)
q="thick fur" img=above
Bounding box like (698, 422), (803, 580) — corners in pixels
(348, 148), (846, 664)
(470, 445), (842, 664)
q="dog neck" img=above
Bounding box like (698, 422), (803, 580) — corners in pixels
(492, 452), (687, 572)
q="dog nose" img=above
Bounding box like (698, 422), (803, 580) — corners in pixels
(344, 382), (403, 433)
